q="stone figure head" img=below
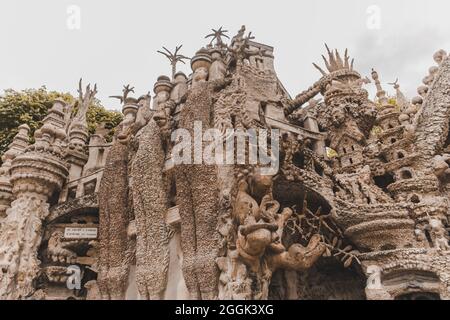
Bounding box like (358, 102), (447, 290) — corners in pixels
(191, 49), (212, 87)
(417, 85), (428, 97)
(153, 75), (173, 107)
(433, 49), (447, 65)
(174, 72), (188, 84)
(210, 48), (223, 61)
(331, 105), (346, 127)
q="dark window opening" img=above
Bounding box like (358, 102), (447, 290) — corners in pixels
(68, 187), (77, 200)
(380, 244), (396, 251)
(374, 173), (395, 193)
(231, 114), (236, 127)
(397, 152), (405, 159)
(410, 194), (420, 203)
(84, 179), (97, 196)
(48, 190), (59, 207)
(379, 154), (388, 163)
(169, 179), (177, 207)
(305, 139), (313, 150)
(255, 57), (264, 69)
(401, 170), (413, 180)
(391, 138), (397, 144)
(314, 163), (324, 176)
(293, 152), (305, 169)
(97, 149), (104, 166)
(349, 158), (353, 164)
(332, 186), (340, 195)
(425, 230), (434, 247)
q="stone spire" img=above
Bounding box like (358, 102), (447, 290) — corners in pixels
(389, 79), (409, 112)
(371, 68), (388, 106)
(0, 100), (69, 299)
(313, 44), (354, 76)
(65, 80), (97, 181)
(69, 79), (97, 148)
(0, 124), (30, 218)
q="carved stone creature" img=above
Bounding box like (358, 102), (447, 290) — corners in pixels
(209, 49), (227, 81)
(47, 231), (77, 264)
(432, 154), (450, 181)
(427, 218), (450, 250)
(228, 171), (326, 300)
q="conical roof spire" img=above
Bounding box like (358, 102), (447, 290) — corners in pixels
(371, 68), (388, 105)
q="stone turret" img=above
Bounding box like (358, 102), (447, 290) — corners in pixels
(0, 100), (69, 299)
(0, 124), (30, 218)
(66, 81), (97, 180)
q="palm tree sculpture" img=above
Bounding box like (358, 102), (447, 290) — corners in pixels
(157, 45), (190, 80)
(205, 26), (230, 47)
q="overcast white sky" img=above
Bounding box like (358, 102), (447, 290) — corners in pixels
(0, 0), (449, 111)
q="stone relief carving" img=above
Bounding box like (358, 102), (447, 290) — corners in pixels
(0, 27), (450, 301)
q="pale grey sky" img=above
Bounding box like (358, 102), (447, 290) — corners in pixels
(0, 0), (449, 111)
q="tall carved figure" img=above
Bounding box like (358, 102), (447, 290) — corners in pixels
(97, 140), (132, 299)
(175, 49), (226, 299)
(130, 78), (173, 299)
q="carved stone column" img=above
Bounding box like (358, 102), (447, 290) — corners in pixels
(0, 124), (30, 219)
(0, 102), (69, 299)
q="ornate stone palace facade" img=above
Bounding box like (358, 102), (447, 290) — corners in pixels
(0, 26), (450, 300)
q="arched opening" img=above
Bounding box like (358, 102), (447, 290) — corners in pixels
(373, 173), (395, 193)
(380, 244), (396, 251)
(410, 194), (420, 204)
(400, 170), (413, 180)
(395, 292), (440, 300)
(383, 270), (441, 301)
(269, 258), (367, 300)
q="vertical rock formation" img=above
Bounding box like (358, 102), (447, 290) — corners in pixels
(97, 141), (131, 299)
(97, 86), (140, 299)
(130, 78), (172, 300)
(131, 120), (170, 299)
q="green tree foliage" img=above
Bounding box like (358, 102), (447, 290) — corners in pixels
(0, 86), (122, 164)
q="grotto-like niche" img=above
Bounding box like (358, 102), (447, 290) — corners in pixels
(270, 180), (365, 300)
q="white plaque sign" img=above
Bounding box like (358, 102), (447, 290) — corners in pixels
(64, 227), (98, 239)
